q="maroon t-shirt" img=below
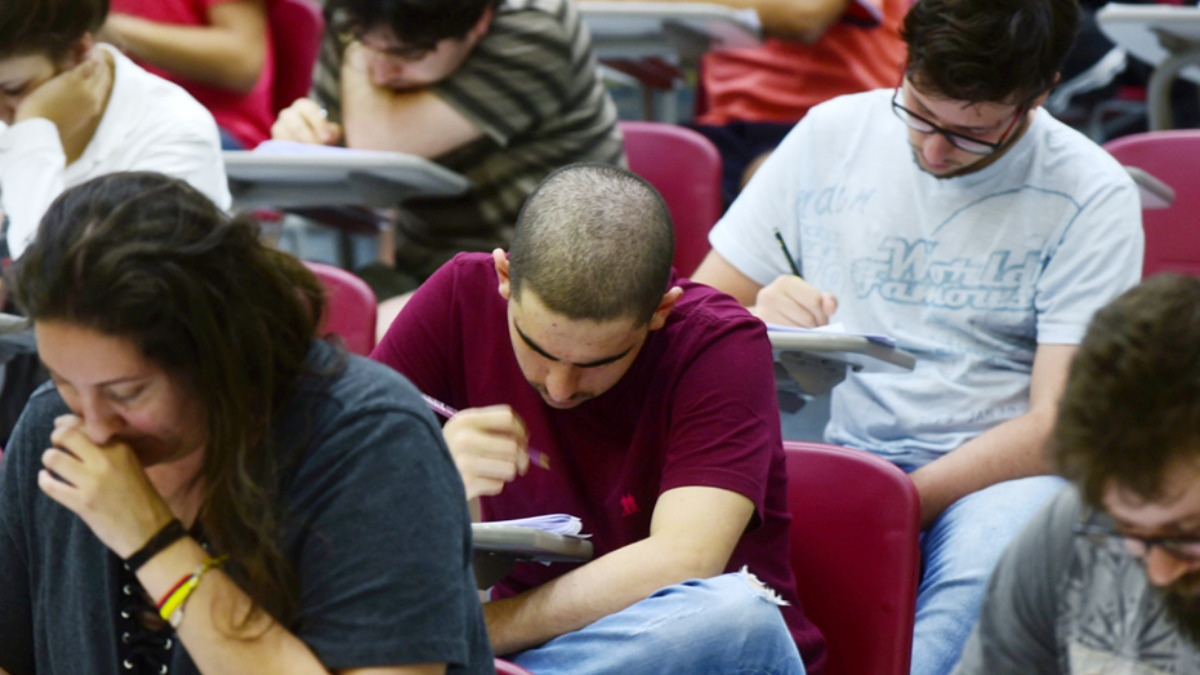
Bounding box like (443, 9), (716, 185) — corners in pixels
(372, 253), (826, 670)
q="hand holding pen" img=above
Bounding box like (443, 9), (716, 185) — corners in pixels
(753, 230), (838, 327)
(423, 394), (550, 500)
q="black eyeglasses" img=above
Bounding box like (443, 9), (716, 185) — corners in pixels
(891, 85), (1026, 156)
(1073, 511), (1200, 563)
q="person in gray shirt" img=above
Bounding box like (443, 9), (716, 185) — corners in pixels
(953, 273), (1200, 674)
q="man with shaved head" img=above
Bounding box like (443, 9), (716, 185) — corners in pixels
(372, 163), (826, 675)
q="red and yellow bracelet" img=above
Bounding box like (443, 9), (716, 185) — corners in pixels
(156, 555), (229, 628)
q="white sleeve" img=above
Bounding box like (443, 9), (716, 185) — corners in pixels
(1, 119), (67, 260)
(1034, 170), (1143, 345)
(124, 115), (231, 213)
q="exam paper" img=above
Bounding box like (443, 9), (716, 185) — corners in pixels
(475, 514), (590, 537)
(766, 322), (896, 348)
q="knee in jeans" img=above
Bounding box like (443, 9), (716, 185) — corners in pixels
(690, 569), (792, 642)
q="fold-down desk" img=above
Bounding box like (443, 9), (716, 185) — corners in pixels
(770, 330), (917, 396)
(223, 147), (471, 211)
(472, 524), (594, 590)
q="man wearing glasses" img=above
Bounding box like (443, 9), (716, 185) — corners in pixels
(955, 274), (1200, 673)
(691, 0), (1143, 673)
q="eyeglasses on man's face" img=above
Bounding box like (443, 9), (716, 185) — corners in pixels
(891, 85), (1027, 156)
(1074, 512), (1200, 563)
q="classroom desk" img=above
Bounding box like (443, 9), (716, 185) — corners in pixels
(223, 147), (471, 211)
(1096, 3), (1200, 130)
(770, 330), (917, 395)
(472, 524), (594, 590)
(580, 1), (762, 62)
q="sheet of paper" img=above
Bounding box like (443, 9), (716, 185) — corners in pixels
(252, 139), (407, 159)
(766, 322), (896, 348)
(475, 514), (590, 537)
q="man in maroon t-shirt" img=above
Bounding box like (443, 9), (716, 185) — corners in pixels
(372, 164), (826, 674)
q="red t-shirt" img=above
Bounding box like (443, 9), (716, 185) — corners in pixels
(109, 0), (275, 147)
(372, 253), (827, 671)
(696, 0), (908, 125)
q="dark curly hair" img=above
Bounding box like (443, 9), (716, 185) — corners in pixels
(903, 0), (1081, 104)
(1051, 273), (1200, 509)
(325, 0), (501, 54)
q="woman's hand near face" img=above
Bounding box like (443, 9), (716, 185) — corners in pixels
(38, 415), (176, 559)
(15, 49), (112, 141)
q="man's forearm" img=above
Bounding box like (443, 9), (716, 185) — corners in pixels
(484, 536), (727, 655)
(338, 45), (483, 156)
(909, 405), (1058, 528)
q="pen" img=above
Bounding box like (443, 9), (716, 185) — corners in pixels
(773, 229), (803, 279)
(420, 394), (551, 470)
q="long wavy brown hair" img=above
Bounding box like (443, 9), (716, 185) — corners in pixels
(10, 171), (326, 629)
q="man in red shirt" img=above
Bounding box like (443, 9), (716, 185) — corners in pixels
(372, 163), (825, 674)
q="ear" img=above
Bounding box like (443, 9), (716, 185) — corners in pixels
(647, 286), (683, 331)
(493, 248), (511, 301)
(1029, 74), (1059, 110)
(65, 35), (94, 68)
(468, 5), (493, 43)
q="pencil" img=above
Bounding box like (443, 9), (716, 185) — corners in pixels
(773, 229), (803, 279)
(420, 394), (551, 470)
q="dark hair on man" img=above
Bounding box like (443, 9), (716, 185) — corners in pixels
(508, 163), (675, 326)
(1051, 273), (1200, 509)
(0, 0), (109, 60)
(325, 0), (501, 54)
(902, 0), (1081, 105)
(10, 172), (327, 629)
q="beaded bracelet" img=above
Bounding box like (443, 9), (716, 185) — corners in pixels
(157, 555), (229, 628)
(124, 519), (187, 573)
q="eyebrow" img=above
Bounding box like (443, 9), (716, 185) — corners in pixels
(513, 322), (632, 368)
(910, 95), (997, 134)
(46, 368), (148, 389)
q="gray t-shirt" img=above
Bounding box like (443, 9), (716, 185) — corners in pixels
(0, 339), (494, 674)
(953, 487), (1200, 674)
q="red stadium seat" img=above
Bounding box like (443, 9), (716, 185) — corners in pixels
(619, 121), (723, 277)
(305, 261), (378, 356)
(1104, 130), (1200, 277)
(784, 441), (921, 675)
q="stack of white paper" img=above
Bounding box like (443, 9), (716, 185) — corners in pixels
(475, 514), (589, 537)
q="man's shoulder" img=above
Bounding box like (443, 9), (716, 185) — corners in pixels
(494, 0), (571, 25)
(805, 88), (892, 125)
(772, 88), (893, 157)
(670, 279), (769, 345)
(1026, 112), (1135, 187)
(434, 252), (498, 292)
(106, 46), (213, 127)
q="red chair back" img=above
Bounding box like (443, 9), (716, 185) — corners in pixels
(619, 121), (723, 277)
(784, 441), (921, 675)
(305, 262), (377, 356)
(269, 0), (325, 115)
(1104, 130), (1200, 278)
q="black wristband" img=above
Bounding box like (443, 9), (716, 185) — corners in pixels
(124, 519), (187, 572)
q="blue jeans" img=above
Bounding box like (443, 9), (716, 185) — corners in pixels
(508, 571), (806, 675)
(908, 474), (1066, 675)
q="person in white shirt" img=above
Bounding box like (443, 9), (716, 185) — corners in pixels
(0, 0), (231, 263)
